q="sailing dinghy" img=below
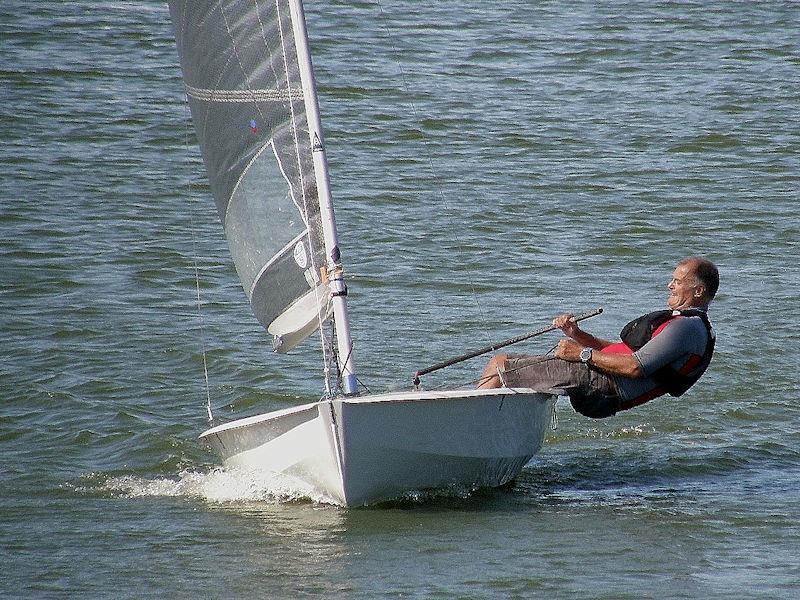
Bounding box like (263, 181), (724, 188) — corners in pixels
(168, 0), (557, 506)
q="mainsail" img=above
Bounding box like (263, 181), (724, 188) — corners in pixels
(168, 0), (331, 353)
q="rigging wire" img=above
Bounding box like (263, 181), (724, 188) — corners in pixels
(181, 106), (214, 423)
(330, 324), (371, 395)
(193, 232), (214, 424)
(372, 0), (495, 385)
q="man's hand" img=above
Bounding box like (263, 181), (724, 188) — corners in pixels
(553, 313), (581, 338)
(555, 338), (582, 362)
(553, 312), (613, 351)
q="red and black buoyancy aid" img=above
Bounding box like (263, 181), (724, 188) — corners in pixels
(619, 308), (715, 397)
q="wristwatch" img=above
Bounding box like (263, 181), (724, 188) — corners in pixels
(580, 347), (593, 364)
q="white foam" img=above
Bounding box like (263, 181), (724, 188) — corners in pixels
(101, 467), (341, 505)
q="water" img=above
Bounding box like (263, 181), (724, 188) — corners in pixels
(2, 0), (799, 597)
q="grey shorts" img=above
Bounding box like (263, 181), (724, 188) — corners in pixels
(503, 354), (621, 419)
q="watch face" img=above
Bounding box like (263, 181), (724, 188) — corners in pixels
(580, 348), (592, 362)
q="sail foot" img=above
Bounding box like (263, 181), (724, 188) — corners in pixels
(269, 283), (332, 353)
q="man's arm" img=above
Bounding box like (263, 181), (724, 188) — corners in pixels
(555, 339), (644, 378)
(633, 317), (706, 376)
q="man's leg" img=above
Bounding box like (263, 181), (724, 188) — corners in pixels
(503, 355), (584, 392)
(480, 353), (620, 418)
(477, 354), (509, 389)
(479, 354), (576, 391)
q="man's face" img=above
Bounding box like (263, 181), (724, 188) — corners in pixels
(667, 262), (703, 310)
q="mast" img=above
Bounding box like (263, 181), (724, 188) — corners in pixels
(288, 0), (358, 395)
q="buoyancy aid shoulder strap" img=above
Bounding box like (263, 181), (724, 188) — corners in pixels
(620, 309), (675, 351)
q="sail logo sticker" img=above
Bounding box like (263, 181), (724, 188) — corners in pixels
(249, 119), (259, 135)
(293, 241), (308, 269)
(312, 133), (323, 152)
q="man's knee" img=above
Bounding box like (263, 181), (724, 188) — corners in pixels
(489, 354), (507, 366)
(478, 354), (509, 389)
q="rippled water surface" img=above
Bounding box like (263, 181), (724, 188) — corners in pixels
(2, 1), (799, 598)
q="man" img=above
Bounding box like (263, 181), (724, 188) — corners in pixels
(478, 257), (719, 418)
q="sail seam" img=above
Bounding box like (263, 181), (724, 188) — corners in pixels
(185, 85), (304, 103)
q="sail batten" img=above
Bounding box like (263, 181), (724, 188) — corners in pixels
(168, 0), (330, 352)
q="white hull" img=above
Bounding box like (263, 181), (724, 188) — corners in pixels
(199, 388), (556, 506)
